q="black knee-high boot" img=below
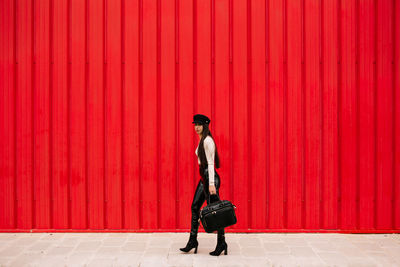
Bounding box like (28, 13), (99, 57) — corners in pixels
(180, 180), (205, 253)
(179, 232), (198, 253)
(180, 207), (200, 253)
(209, 228), (227, 256)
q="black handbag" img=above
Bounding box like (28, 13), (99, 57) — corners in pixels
(199, 194), (237, 233)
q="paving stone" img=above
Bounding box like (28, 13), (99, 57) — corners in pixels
(241, 247), (267, 257)
(263, 242), (290, 253)
(167, 253), (194, 267)
(265, 253), (297, 266)
(95, 246), (122, 257)
(140, 255), (169, 267)
(289, 246), (317, 257)
(75, 241), (102, 251)
(65, 252), (95, 266)
(368, 251), (400, 266)
(217, 254), (245, 265)
(122, 241), (147, 252)
(303, 234), (331, 242)
(7, 252), (43, 267)
(31, 255), (66, 266)
(105, 233), (131, 238)
(0, 257), (12, 266)
(192, 256), (219, 267)
(317, 252), (349, 265)
(281, 237), (307, 247)
(308, 241), (338, 252)
(197, 237), (216, 246)
(238, 236), (262, 247)
(143, 247), (169, 257)
(27, 241), (53, 252)
(258, 236), (283, 243)
(0, 236), (22, 241)
(346, 257), (381, 267)
(114, 252), (142, 267)
(12, 236), (40, 247)
(127, 233), (153, 240)
(148, 237), (173, 247)
(335, 244), (370, 258)
(80, 235), (107, 241)
(46, 245), (75, 256)
(87, 257), (117, 267)
(345, 234), (371, 242)
(241, 257), (270, 267)
(380, 247), (400, 264)
(59, 237), (80, 246)
(40, 233), (65, 241)
(0, 246), (23, 257)
(102, 237), (128, 246)
(294, 257), (327, 266)
(352, 241), (384, 251)
(375, 238), (400, 247)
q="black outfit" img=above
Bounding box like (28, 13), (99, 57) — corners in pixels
(190, 167), (225, 238)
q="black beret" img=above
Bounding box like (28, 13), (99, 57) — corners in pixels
(192, 114), (210, 125)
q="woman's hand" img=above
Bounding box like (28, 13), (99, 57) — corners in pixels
(209, 185), (217, 195)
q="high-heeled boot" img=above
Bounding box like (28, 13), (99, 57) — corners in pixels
(179, 233), (199, 253)
(209, 229), (227, 256)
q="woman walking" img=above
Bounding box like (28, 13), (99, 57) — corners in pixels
(179, 114), (228, 256)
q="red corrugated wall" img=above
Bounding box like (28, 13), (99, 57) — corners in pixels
(0, 0), (399, 232)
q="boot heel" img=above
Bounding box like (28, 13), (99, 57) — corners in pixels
(194, 245), (198, 254)
(224, 247), (227, 255)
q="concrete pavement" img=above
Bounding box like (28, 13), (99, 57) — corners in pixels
(0, 232), (399, 266)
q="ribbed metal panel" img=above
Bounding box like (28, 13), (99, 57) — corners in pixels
(0, 0), (399, 232)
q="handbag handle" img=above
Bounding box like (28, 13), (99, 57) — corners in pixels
(208, 193), (220, 204)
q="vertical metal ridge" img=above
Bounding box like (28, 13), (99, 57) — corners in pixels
(67, 0), (72, 229)
(373, 0), (377, 230)
(300, 0), (306, 229)
(319, 0), (324, 229)
(337, 0), (342, 230)
(84, 0), (89, 229)
(211, 0), (215, 129)
(138, 0), (143, 229)
(355, 0), (361, 230)
(193, 0), (197, 186)
(49, 0), (54, 229)
(120, 0), (125, 230)
(193, 0), (197, 105)
(265, 0), (270, 229)
(283, 0), (288, 229)
(247, 0), (252, 229)
(156, 0), (161, 230)
(391, 0), (396, 229)
(103, 0), (108, 229)
(175, 0), (179, 230)
(229, 0), (234, 207)
(13, 0), (18, 229)
(32, 0), (36, 229)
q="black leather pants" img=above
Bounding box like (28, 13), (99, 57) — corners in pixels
(190, 168), (225, 238)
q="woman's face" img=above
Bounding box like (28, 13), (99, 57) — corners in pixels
(194, 123), (203, 135)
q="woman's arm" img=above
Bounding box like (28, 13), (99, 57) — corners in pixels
(204, 137), (216, 187)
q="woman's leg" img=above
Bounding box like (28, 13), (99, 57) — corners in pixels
(205, 171), (227, 255)
(190, 179), (206, 237)
(180, 179), (204, 253)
